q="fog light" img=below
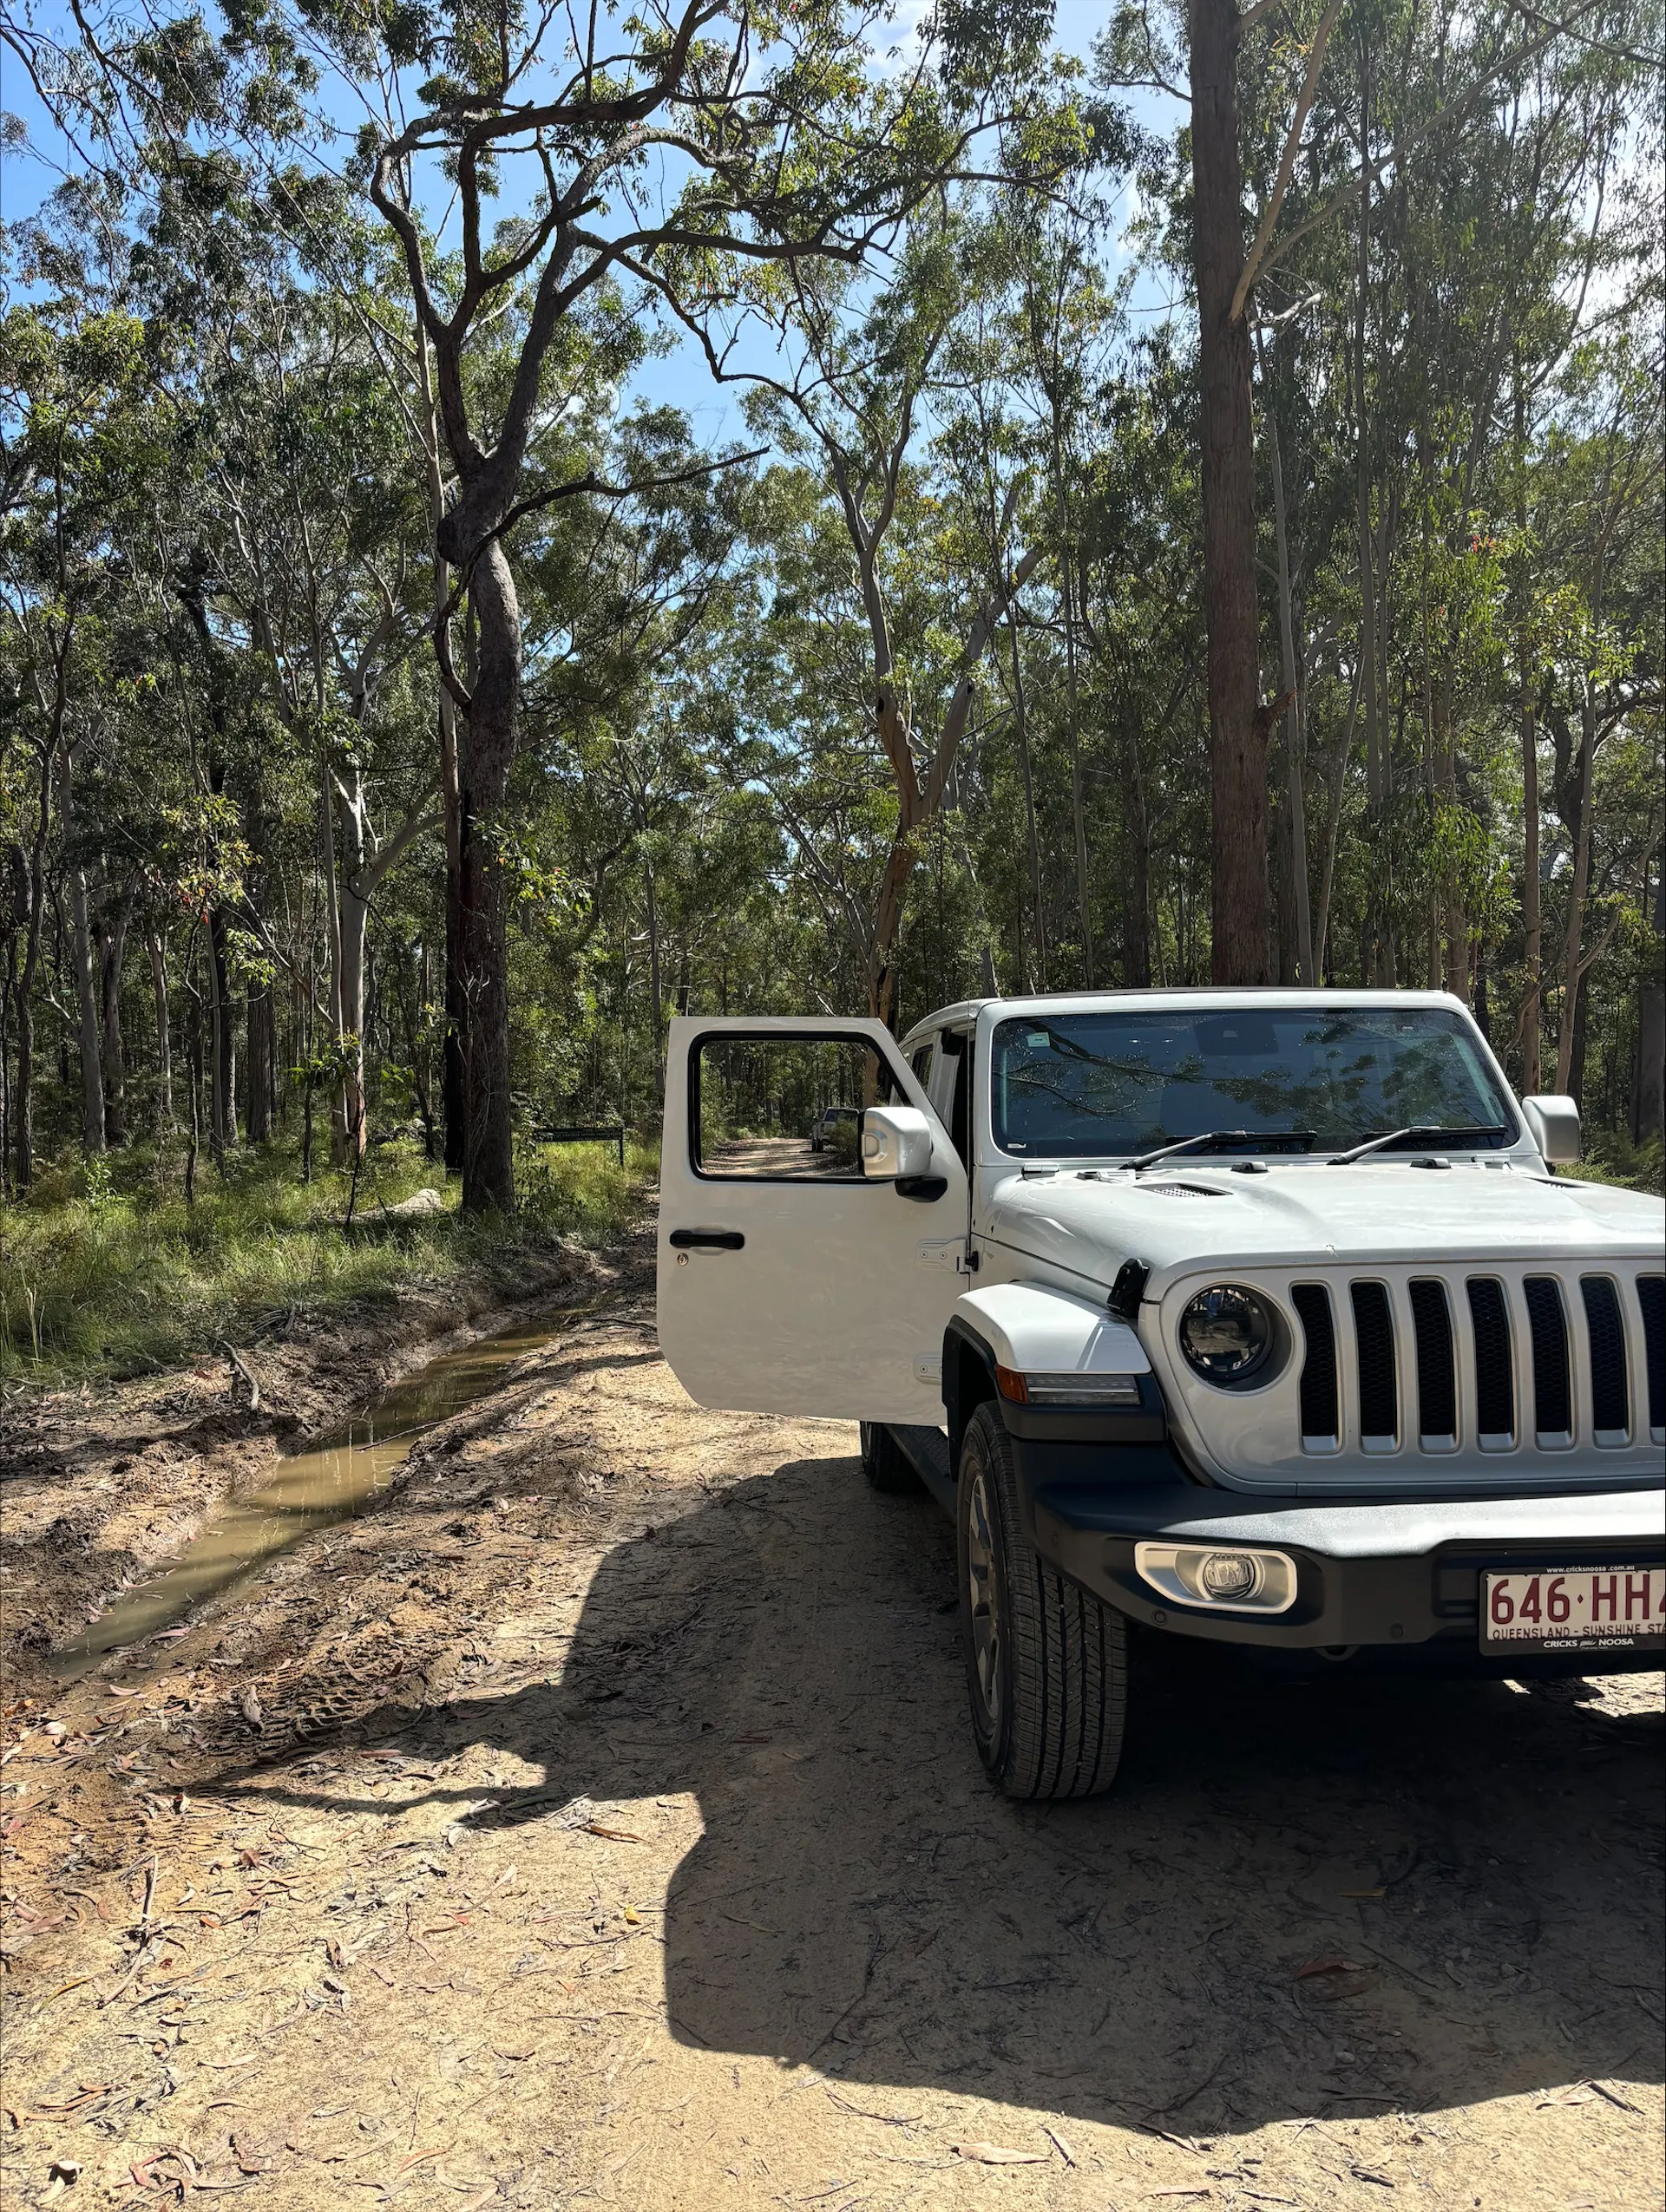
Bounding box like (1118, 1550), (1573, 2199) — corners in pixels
(1134, 1541), (1297, 1613)
(1199, 1550), (1259, 1600)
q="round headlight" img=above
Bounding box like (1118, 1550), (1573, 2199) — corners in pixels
(1179, 1284), (1275, 1384)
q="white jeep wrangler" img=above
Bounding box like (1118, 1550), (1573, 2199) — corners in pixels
(658, 991), (1665, 1799)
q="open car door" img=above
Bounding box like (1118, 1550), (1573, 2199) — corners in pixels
(658, 1016), (969, 1422)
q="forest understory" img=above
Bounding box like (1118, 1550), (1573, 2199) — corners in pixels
(0, 1239), (1660, 2212)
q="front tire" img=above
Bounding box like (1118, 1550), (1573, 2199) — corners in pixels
(859, 1422), (919, 1494)
(956, 1403), (1127, 1799)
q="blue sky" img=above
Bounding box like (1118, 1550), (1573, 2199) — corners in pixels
(0, 0), (1186, 442)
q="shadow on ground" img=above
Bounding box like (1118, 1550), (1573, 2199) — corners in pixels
(224, 1448), (1665, 2136)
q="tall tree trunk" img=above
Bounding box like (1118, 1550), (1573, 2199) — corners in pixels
(208, 902), (235, 1155)
(13, 780), (49, 1188)
(58, 749), (106, 1158)
(1566, 966), (1590, 1112)
(644, 854), (665, 1093)
(99, 897), (130, 1144)
(1190, 0), (1268, 983)
(335, 776), (371, 1162)
(1061, 551), (1093, 985)
(1267, 410), (1315, 981)
(148, 928), (174, 1132)
(416, 328), (468, 1181)
(1354, 43), (1388, 984)
(1553, 685), (1596, 1095)
(1007, 601), (1046, 991)
(454, 537), (519, 1213)
(1512, 363), (1542, 1092)
(1314, 656), (1362, 978)
(441, 695), (466, 1178)
(244, 777), (274, 1144)
(1123, 723), (1152, 986)
(246, 978), (273, 1142)
(1636, 870), (1663, 1141)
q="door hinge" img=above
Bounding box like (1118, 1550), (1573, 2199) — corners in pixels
(917, 1240), (979, 1274)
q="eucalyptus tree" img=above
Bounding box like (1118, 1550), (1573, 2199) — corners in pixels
(338, 0), (1056, 1201)
(0, 278), (167, 1177)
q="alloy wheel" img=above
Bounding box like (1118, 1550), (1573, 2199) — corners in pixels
(964, 1460), (1003, 1734)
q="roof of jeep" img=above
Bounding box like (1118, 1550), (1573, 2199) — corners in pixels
(897, 985), (1467, 1052)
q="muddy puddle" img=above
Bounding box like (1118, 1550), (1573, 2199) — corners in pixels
(49, 1314), (565, 1680)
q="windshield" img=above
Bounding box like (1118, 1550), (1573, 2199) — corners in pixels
(990, 1006), (1515, 1159)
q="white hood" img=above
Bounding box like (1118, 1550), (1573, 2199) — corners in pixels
(986, 1162), (1663, 1293)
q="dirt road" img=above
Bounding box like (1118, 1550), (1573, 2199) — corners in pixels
(3, 1274), (1662, 2210)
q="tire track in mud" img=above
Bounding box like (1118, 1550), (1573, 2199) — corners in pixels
(1, 1299), (1661, 2212)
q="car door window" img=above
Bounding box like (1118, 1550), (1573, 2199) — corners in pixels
(693, 1033), (901, 1181)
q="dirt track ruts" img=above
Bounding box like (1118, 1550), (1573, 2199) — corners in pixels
(2, 1283), (1662, 2210)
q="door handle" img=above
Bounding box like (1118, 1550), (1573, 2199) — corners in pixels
(668, 1228), (745, 1251)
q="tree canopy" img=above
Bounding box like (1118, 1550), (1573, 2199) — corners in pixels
(2, 0), (1661, 1230)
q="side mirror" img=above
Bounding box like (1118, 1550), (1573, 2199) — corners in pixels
(861, 1103), (935, 1181)
(1520, 1094), (1580, 1165)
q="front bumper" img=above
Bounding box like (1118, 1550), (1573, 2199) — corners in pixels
(1028, 1475), (1666, 1660)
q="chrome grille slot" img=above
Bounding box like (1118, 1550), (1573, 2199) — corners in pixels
(1466, 1277), (1515, 1446)
(1640, 1276), (1664, 1439)
(1350, 1281), (1398, 1447)
(1523, 1276), (1572, 1444)
(1291, 1284), (1339, 1449)
(1579, 1278), (1629, 1443)
(1409, 1279), (1457, 1449)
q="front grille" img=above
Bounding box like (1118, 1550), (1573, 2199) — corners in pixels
(1274, 1264), (1659, 1462)
(1350, 1282), (1398, 1443)
(1581, 1278), (1629, 1437)
(1524, 1276), (1572, 1439)
(1409, 1279), (1457, 1442)
(1640, 1275), (1664, 1433)
(1466, 1278), (1515, 1441)
(1292, 1284), (1338, 1442)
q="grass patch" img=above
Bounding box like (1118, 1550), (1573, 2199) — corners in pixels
(0, 1131), (657, 1392)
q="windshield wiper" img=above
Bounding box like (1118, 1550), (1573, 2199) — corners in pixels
(1328, 1123), (1504, 1165)
(1121, 1129), (1317, 1173)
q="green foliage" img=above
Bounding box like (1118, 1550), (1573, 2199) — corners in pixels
(1, 0), (1659, 1399)
(0, 1135), (650, 1389)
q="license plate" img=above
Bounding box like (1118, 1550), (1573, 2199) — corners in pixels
(1482, 1565), (1665, 1653)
